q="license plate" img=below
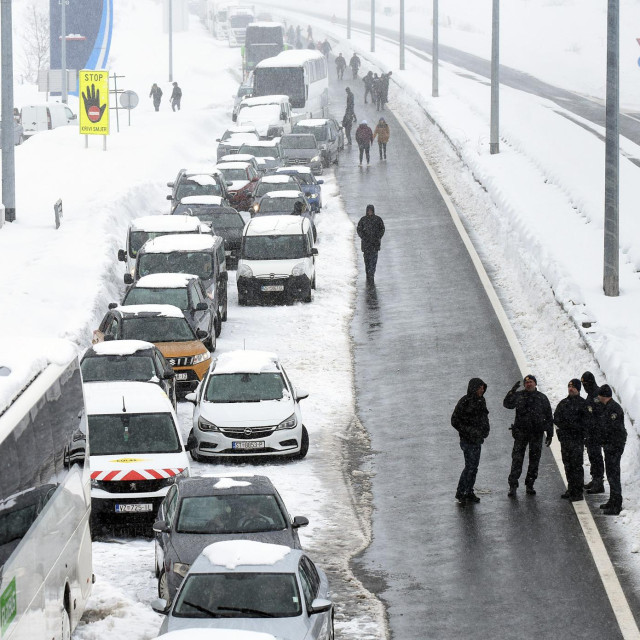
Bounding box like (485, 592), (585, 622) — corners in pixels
(232, 441), (265, 450)
(115, 503), (153, 513)
(225, 250), (232, 256)
(175, 373), (188, 381)
(261, 285), (284, 292)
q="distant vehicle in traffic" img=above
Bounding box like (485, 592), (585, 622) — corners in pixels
(19, 103), (76, 137)
(226, 8), (254, 47)
(216, 161), (260, 210)
(167, 168), (231, 209)
(235, 95), (294, 139)
(237, 139), (284, 173)
(292, 118), (344, 167)
(279, 133), (323, 175)
(250, 174), (303, 212)
(274, 166), (323, 212)
(216, 126), (260, 160)
(244, 22), (285, 74)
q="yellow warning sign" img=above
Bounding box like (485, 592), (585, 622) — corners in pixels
(79, 69), (109, 135)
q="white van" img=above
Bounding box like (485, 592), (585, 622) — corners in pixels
(236, 95), (295, 139)
(20, 103), (77, 137)
(237, 215), (317, 304)
(84, 381), (191, 533)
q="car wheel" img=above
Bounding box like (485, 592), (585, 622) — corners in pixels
(222, 300), (228, 321)
(206, 327), (216, 353)
(298, 426), (309, 458)
(158, 569), (172, 606)
(215, 313), (222, 337)
(190, 448), (203, 462)
(311, 274), (316, 290)
(238, 292), (247, 306)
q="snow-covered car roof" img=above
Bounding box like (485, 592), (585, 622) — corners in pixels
(114, 304), (186, 318)
(182, 174), (218, 186)
(180, 195), (224, 206)
(223, 125), (259, 135)
(238, 140), (280, 148)
(240, 95), (289, 108)
(212, 350), (279, 374)
(246, 215), (309, 236)
(141, 234), (219, 253)
(222, 133), (260, 144)
(84, 380), (174, 416)
(160, 630), (277, 640)
(129, 215), (204, 233)
(135, 273), (199, 288)
(90, 340), (156, 356)
(256, 49), (325, 68)
(295, 119), (330, 127)
(216, 161), (251, 170)
(218, 154), (256, 164)
(247, 20), (281, 28)
(275, 166), (312, 174)
(261, 190), (305, 199)
(197, 540), (295, 571)
(260, 175), (295, 184)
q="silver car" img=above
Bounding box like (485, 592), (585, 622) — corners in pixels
(153, 541), (334, 639)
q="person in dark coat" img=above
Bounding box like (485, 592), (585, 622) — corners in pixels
(363, 71), (374, 104)
(380, 71), (391, 106)
(321, 39), (332, 58)
(342, 109), (357, 145)
(373, 74), (384, 111)
(335, 53), (347, 80)
(349, 53), (361, 79)
(504, 374), (553, 496)
(553, 379), (589, 501)
(170, 82), (182, 111)
(596, 385), (627, 515)
(581, 371), (605, 493)
(451, 378), (490, 504)
(356, 204), (385, 283)
(345, 87), (355, 115)
(149, 83), (163, 111)
(355, 120), (374, 166)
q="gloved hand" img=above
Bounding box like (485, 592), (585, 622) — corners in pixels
(545, 436), (553, 447)
(511, 381), (521, 393)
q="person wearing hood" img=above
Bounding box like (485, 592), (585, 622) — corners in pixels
(355, 120), (374, 165)
(349, 53), (361, 79)
(504, 374), (553, 497)
(363, 71), (374, 104)
(170, 81), (182, 111)
(596, 384), (627, 515)
(553, 379), (590, 501)
(373, 118), (390, 160)
(581, 370), (605, 493)
(356, 204), (385, 283)
(149, 82), (163, 111)
(451, 378), (490, 504)
(335, 53), (347, 80)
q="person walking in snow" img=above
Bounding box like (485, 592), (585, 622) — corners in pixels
(335, 53), (347, 80)
(372, 117), (390, 160)
(321, 38), (332, 58)
(356, 204), (385, 283)
(581, 371), (605, 494)
(363, 71), (374, 104)
(342, 109), (357, 145)
(451, 378), (490, 504)
(349, 53), (361, 79)
(355, 119), (374, 165)
(170, 82), (182, 111)
(149, 83), (163, 111)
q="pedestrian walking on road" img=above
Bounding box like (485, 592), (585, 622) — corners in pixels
(357, 204), (385, 283)
(349, 53), (361, 79)
(345, 87), (355, 116)
(554, 379), (589, 501)
(363, 71), (374, 104)
(342, 109), (356, 145)
(355, 120), (374, 165)
(149, 83), (163, 111)
(451, 378), (490, 505)
(581, 371), (605, 494)
(596, 385), (627, 515)
(321, 38), (332, 58)
(307, 24), (313, 41)
(335, 53), (346, 79)
(170, 82), (182, 111)
(504, 374), (553, 497)
(381, 71), (392, 107)
(373, 117), (390, 160)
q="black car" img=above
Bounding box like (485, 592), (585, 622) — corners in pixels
(153, 475), (309, 604)
(167, 169), (231, 210)
(80, 340), (177, 407)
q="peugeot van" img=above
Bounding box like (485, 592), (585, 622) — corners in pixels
(20, 103), (76, 137)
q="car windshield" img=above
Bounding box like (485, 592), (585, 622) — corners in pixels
(239, 145), (278, 158)
(129, 230), (195, 257)
(88, 413), (181, 455)
(288, 173), (313, 185)
(281, 136), (316, 150)
(293, 125), (327, 141)
(121, 316), (195, 342)
(176, 181), (222, 200)
(243, 235), (306, 260)
(258, 197), (301, 214)
(138, 251), (214, 280)
(81, 355), (157, 383)
(176, 494), (288, 534)
(122, 287), (189, 309)
(238, 105), (280, 124)
(255, 182), (294, 198)
(173, 573), (301, 618)
(205, 372), (287, 403)
(220, 168), (248, 181)
(237, 86), (253, 98)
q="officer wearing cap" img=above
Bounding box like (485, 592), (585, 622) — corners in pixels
(596, 385), (627, 515)
(504, 374), (553, 497)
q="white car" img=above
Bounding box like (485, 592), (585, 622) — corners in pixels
(185, 350), (309, 460)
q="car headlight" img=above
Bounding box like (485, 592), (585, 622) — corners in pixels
(91, 478), (99, 488)
(198, 416), (220, 432)
(311, 156), (320, 163)
(238, 263), (253, 278)
(172, 562), (191, 577)
(307, 193), (318, 199)
(277, 413), (297, 430)
(192, 351), (211, 365)
(251, 203), (260, 213)
(291, 262), (306, 277)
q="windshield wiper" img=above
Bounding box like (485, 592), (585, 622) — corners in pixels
(217, 605), (278, 618)
(181, 601), (221, 617)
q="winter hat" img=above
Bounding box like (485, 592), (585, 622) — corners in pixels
(379, 117), (385, 123)
(523, 374), (537, 384)
(598, 384), (613, 398)
(361, 120), (367, 125)
(569, 378), (582, 392)
(366, 204), (375, 214)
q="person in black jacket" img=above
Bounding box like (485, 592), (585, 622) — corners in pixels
(554, 379), (589, 501)
(356, 204), (385, 283)
(504, 374), (553, 496)
(581, 371), (605, 493)
(596, 385), (627, 515)
(170, 82), (182, 111)
(451, 378), (490, 504)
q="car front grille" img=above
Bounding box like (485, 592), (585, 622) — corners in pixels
(286, 158), (311, 165)
(95, 479), (171, 493)
(166, 356), (193, 367)
(218, 425), (277, 439)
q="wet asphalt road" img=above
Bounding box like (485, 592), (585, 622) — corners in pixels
(328, 72), (631, 638)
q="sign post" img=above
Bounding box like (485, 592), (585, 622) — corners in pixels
(79, 69), (109, 148)
(119, 90), (139, 126)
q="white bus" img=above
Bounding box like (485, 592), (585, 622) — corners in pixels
(0, 343), (92, 640)
(253, 50), (329, 120)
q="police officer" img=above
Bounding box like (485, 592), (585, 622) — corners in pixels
(581, 371), (605, 494)
(553, 379), (589, 501)
(504, 374), (553, 497)
(597, 385), (627, 515)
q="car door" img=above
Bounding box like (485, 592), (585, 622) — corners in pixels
(92, 313), (117, 344)
(156, 485), (180, 581)
(189, 281), (211, 335)
(298, 558), (329, 639)
(154, 349), (176, 404)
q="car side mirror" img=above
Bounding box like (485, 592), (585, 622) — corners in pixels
(152, 519), (170, 534)
(308, 598), (332, 615)
(311, 248), (318, 256)
(220, 272), (228, 282)
(227, 181), (233, 187)
(117, 249), (127, 262)
(150, 598), (170, 615)
(124, 273), (134, 285)
(71, 113), (77, 120)
(167, 182), (174, 188)
(195, 302), (208, 311)
(196, 328), (208, 340)
(317, 180), (324, 185)
(296, 387), (309, 401)
(215, 138), (221, 142)
(108, 302), (118, 310)
(184, 392), (198, 404)
(292, 515), (309, 529)
(166, 194), (172, 200)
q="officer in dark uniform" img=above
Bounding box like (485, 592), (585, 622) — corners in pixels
(504, 374), (553, 497)
(581, 371), (605, 493)
(597, 385), (627, 515)
(553, 379), (590, 501)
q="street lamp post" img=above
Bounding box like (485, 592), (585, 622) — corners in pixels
(432, 0), (439, 97)
(61, 0), (68, 103)
(1, 0), (16, 223)
(400, 0), (405, 70)
(490, 0), (500, 154)
(347, 0), (351, 39)
(371, 0), (375, 52)
(168, 0), (173, 82)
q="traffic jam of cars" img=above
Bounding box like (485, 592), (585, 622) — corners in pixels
(83, 50), (344, 640)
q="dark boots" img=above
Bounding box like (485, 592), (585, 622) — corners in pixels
(586, 479), (605, 494)
(602, 494), (622, 516)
